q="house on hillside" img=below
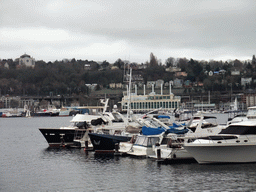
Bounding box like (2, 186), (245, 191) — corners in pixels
(231, 69), (240, 76)
(18, 53), (35, 68)
(241, 78), (252, 87)
(155, 79), (164, 88)
(175, 71), (187, 77)
(173, 78), (183, 88)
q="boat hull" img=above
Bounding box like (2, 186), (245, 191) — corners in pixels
(153, 147), (194, 160)
(127, 145), (155, 157)
(184, 143), (256, 164)
(88, 133), (131, 151)
(39, 128), (86, 148)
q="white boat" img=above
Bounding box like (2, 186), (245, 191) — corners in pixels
(119, 115), (188, 157)
(185, 114), (226, 137)
(147, 133), (193, 161)
(183, 106), (256, 164)
(148, 114), (225, 161)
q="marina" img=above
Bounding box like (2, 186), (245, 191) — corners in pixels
(1, 113), (256, 191)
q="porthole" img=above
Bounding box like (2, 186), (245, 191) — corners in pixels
(236, 140), (240, 143)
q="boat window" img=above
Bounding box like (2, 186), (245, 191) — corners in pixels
(135, 136), (146, 145)
(161, 138), (168, 144)
(147, 137), (159, 147)
(142, 137), (148, 146)
(112, 113), (123, 122)
(220, 126), (256, 135)
(247, 109), (256, 117)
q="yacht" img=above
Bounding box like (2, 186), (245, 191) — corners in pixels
(39, 113), (102, 148)
(39, 99), (109, 148)
(88, 111), (141, 151)
(183, 106), (256, 164)
(149, 134), (194, 161)
(148, 114), (225, 161)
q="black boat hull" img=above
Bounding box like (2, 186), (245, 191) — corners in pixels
(39, 128), (86, 147)
(88, 133), (131, 151)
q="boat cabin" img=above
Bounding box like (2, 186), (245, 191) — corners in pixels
(134, 135), (161, 147)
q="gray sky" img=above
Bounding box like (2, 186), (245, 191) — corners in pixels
(1, 0), (255, 63)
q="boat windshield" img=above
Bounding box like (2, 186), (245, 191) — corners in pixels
(134, 136), (159, 147)
(112, 113), (124, 122)
(247, 108), (256, 119)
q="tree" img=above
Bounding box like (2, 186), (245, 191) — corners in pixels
(165, 57), (175, 68)
(114, 58), (125, 69)
(149, 53), (158, 67)
(177, 58), (188, 71)
(101, 60), (110, 69)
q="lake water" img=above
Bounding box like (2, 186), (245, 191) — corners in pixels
(1, 114), (256, 192)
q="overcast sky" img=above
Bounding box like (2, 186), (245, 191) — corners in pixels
(1, 0), (256, 63)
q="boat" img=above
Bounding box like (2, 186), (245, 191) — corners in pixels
(39, 114), (98, 148)
(88, 111), (141, 151)
(38, 99), (110, 148)
(88, 69), (142, 152)
(120, 113), (225, 160)
(25, 110), (31, 118)
(185, 114), (226, 136)
(183, 106), (256, 164)
(1, 108), (23, 117)
(59, 107), (79, 117)
(149, 134), (194, 162)
(119, 115), (188, 157)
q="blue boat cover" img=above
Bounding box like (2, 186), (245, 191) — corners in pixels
(157, 115), (171, 119)
(172, 122), (186, 127)
(141, 125), (188, 135)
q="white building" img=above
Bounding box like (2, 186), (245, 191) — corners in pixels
(241, 77), (252, 86)
(19, 54), (35, 68)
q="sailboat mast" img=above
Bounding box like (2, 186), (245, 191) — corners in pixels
(127, 67), (132, 120)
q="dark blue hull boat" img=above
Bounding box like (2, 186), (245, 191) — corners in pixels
(88, 133), (132, 151)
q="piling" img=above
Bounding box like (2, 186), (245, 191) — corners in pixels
(114, 143), (122, 156)
(156, 148), (164, 162)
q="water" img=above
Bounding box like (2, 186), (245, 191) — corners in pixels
(1, 115), (256, 192)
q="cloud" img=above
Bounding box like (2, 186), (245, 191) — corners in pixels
(0, 0), (256, 63)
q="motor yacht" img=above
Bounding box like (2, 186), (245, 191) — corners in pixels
(183, 106), (256, 164)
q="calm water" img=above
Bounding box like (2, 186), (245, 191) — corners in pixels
(1, 114), (256, 192)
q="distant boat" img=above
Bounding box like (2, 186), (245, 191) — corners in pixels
(25, 110), (31, 118)
(1, 109), (23, 118)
